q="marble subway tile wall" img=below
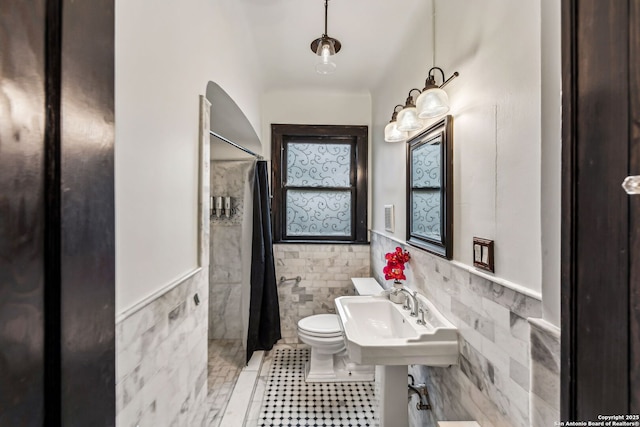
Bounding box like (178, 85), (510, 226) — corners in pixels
(116, 271), (209, 426)
(274, 244), (370, 342)
(529, 318), (560, 427)
(371, 231), (547, 427)
(209, 160), (254, 340)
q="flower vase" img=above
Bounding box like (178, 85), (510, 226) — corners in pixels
(389, 280), (405, 304)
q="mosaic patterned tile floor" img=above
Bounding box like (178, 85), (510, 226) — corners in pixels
(258, 348), (379, 427)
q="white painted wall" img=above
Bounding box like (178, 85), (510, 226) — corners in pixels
(261, 90), (372, 159)
(115, 0), (264, 313)
(370, 0), (433, 253)
(372, 0), (552, 294)
(540, 0), (562, 327)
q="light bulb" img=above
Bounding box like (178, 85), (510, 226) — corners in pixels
(322, 44), (331, 63)
(315, 43), (336, 74)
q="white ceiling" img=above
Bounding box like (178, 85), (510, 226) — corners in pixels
(237, 0), (432, 93)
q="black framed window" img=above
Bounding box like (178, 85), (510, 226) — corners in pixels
(271, 124), (368, 243)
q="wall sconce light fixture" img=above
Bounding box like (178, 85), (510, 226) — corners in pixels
(387, 67), (459, 141)
(396, 89), (424, 132)
(310, 0), (341, 75)
(416, 67), (459, 119)
(384, 104), (409, 142)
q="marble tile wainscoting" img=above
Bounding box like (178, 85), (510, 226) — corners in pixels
(529, 318), (560, 427)
(115, 269), (210, 426)
(370, 231), (548, 427)
(274, 244), (371, 343)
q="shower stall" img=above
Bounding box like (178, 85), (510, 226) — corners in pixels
(206, 82), (281, 364)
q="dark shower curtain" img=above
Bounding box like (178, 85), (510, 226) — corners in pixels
(247, 161), (281, 363)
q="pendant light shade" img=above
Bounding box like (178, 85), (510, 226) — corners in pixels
(397, 89), (424, 132)
(384, 105), (408, 142)
(315, 38), (337, 74)
(310, 0), (341, 75)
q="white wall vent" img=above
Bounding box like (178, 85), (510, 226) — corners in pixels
(384, 204), (395, 232)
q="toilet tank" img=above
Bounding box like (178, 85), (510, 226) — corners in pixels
(351, 278), (383, 296)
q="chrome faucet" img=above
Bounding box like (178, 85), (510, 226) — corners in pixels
(397, 287), (419, 317)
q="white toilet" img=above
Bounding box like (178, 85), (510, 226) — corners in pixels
(297, 278), (380, 383)
(297, 313), (374, 382)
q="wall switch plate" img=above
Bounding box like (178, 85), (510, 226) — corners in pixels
(473, 237), (495, 273)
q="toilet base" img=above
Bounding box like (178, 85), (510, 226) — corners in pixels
(304, 352), (375, 383)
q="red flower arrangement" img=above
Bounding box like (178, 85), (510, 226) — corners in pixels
(383, 247), (411, 282)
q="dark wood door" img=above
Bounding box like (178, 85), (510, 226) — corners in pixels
(562, 0), (640, 419)
(0, 0), (115, 425)
(630, 0), (640, 414)
(0, 2), (47, 424)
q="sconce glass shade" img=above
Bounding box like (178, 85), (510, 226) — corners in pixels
(396, 106), (423, 132)
(384, 121), (408, 142)
(416, 87), (450, 119)
(315, 40), (337, 74)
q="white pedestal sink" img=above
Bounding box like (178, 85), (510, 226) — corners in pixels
(334, 293), (459, 427)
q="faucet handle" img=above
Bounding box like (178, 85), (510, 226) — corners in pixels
(402, 296), (410, 311)
(417, 305), (427, 326)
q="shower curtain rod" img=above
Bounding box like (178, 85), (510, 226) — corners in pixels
(209, 130), (264, 160)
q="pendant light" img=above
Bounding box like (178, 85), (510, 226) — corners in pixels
(384, 105), (409, 142)
(396, 89), (424, 132)
(310, 0), (341, 75)
(416, 67), (459, 119)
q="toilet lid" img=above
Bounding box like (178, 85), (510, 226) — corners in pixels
(298, 314), (342, 336)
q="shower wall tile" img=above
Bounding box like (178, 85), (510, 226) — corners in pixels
(210, 160), (253, 226)
(209, 160), (254, 340)
(210, 226), (242, 283)
(273, 243), (370, 342)
(115, 269), (209, 427)
(209, 283), (243, 339)
(370, 231), (545, 427)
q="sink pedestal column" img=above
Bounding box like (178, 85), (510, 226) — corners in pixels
(378, 365), (408, 427)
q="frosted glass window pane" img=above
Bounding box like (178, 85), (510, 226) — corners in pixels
(286, 190), (351, 236)
(287, 143), (351, 187)
(412, 141), (441, 188)
(411, 190), (441, 241)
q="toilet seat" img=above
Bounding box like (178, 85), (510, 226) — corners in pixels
(297, 314), (342, 337)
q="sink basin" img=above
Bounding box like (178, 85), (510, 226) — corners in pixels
(334, 294), (459, 366)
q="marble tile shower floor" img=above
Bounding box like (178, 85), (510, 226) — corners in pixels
(205, 339), (245, 427)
